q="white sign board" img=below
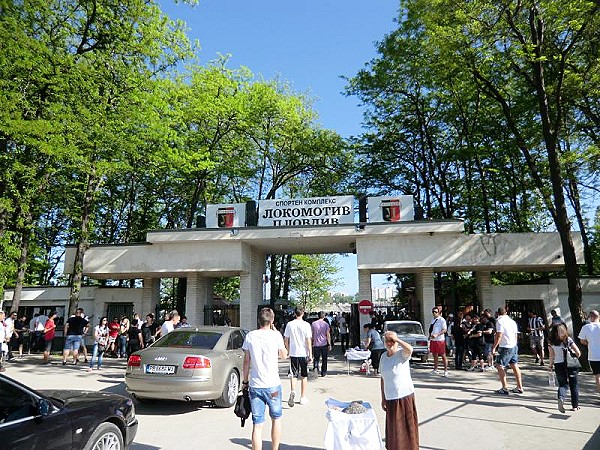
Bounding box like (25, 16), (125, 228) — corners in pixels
(206, 203), (247, 228)
(367, 196), (414, 222)
(258, 196), (354, 227)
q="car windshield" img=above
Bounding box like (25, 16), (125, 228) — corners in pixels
(154, 331), (223, 349)
(387, 323), (424, 335)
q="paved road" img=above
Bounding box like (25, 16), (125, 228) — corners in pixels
(5, 350), (599, 450)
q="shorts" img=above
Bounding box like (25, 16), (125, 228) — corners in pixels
(249, 385), (283, 425)
(64, 335), (82, 351)
(289, 356), (309, 378)
(590, 360), (600, 375)
(469, 343), (484, 360)
(429, 340), (446, 355)
(529, 335), (544, 348)
(44, 339), (53, 353)
(495, 346), (519, 368)
(484, 342), (493, 358)
(108, 336), (117, 344)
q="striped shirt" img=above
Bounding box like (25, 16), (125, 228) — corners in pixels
(529, 316), (544, 337)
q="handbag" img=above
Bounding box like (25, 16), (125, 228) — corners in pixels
(234, 387), (251, 427)
(98, 343), (107, 353)
(563, 342), (581, 369)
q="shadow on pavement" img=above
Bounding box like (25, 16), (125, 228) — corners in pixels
(230, 438), (322, 450)
(583, 424), (600, 449)
(129, 444), (161, 450)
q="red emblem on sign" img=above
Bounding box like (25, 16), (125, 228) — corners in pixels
(381, 199), (401, 222)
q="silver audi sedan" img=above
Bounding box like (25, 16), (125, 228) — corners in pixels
(125, 326), (247, 407)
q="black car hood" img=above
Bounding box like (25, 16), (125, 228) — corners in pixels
(39, 389), (123, 406)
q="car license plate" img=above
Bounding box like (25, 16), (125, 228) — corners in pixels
(146, 365), (176, 374)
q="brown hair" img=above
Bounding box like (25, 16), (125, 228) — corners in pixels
(549, 323), (569, 346)
(258, 308), (274, 327)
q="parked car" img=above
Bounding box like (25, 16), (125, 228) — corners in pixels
(383, 320), (429, 362)
(125, 326), (247, 407)
(0, 374), (137, 450)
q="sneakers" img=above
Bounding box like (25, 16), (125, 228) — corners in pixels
(62, 361), (67, 366)
(429, 369), (439, 375)
(443, 371), (449, 378)
(288, 391), (296, 408)
(572, 406), (580, 411)
(86, 368), (93, 373)
(496, 388), (509, 395)
(558, 398), (565, 413)
(511, 387), (524, 394)
(534, 357), (539, 363)
(300, 397), (309, 405)
(540, 361), (544, 366)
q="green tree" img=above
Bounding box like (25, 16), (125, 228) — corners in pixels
(290, 254), (340, 311)
(348, 0), (600, 335)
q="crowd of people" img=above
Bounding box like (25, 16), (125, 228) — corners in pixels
(0, 308), (191, 372)
(2, 303), (598, 450)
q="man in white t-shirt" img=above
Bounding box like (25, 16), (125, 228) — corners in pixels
(242, 308), (287, 450)
(429, 307), (448, 377)
(492, 307), (524, 395)
(159, 311), (180, 337)
(578, 309), (600, 395)
(283, 307), (313, 407)
(0, 311), (7, 372)
(4, 312), (17, 360)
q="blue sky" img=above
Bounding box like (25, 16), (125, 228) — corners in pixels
(159, 0), (400, 294)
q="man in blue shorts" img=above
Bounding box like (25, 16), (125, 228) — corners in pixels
(62, 308), (89, 365)
(242, 308), (288, 450)
(492, 307), (524, 395)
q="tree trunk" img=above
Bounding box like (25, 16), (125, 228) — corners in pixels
(11, 224), (31, 312)
(269, 255), (278, 309)
(68, 171), (99, 315)
(566, 173), (594, 275)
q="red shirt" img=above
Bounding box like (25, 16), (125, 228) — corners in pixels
(44, 318), (56, 341)
(109, 321), (120, 338)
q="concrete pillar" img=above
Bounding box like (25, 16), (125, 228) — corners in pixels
(476, 271), (493, 312)
(240, 249), (266, 330)
(416, 269), (435, 325)
(357, 270), (373, 340)
(186, 273), (213, 327)
(141, 278), (160, 317)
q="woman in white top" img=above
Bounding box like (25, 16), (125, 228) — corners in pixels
(548, 323), (581, 412)
(88, 317), (109, 372)
(379, 330), (419, 450)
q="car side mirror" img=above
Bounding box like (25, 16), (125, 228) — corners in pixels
(37, 398), (52, 416)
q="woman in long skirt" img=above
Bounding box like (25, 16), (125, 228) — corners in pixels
(379, 330), (419, 450)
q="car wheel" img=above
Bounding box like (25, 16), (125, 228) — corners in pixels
(83, 422), (124, 450)
(420, 355), (428, 363)
(214, 369), (239, 408)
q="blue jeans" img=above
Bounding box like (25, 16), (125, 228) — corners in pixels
(249, 385), (283, 424)
(118, 335), (128, 357)
(64, 335), (82, 351)
(89, 343), (104, 369)
(495, 346), (519, 368)
(555, 363), (579, 408)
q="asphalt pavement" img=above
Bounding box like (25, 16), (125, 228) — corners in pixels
(4, 348), (599, 450)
